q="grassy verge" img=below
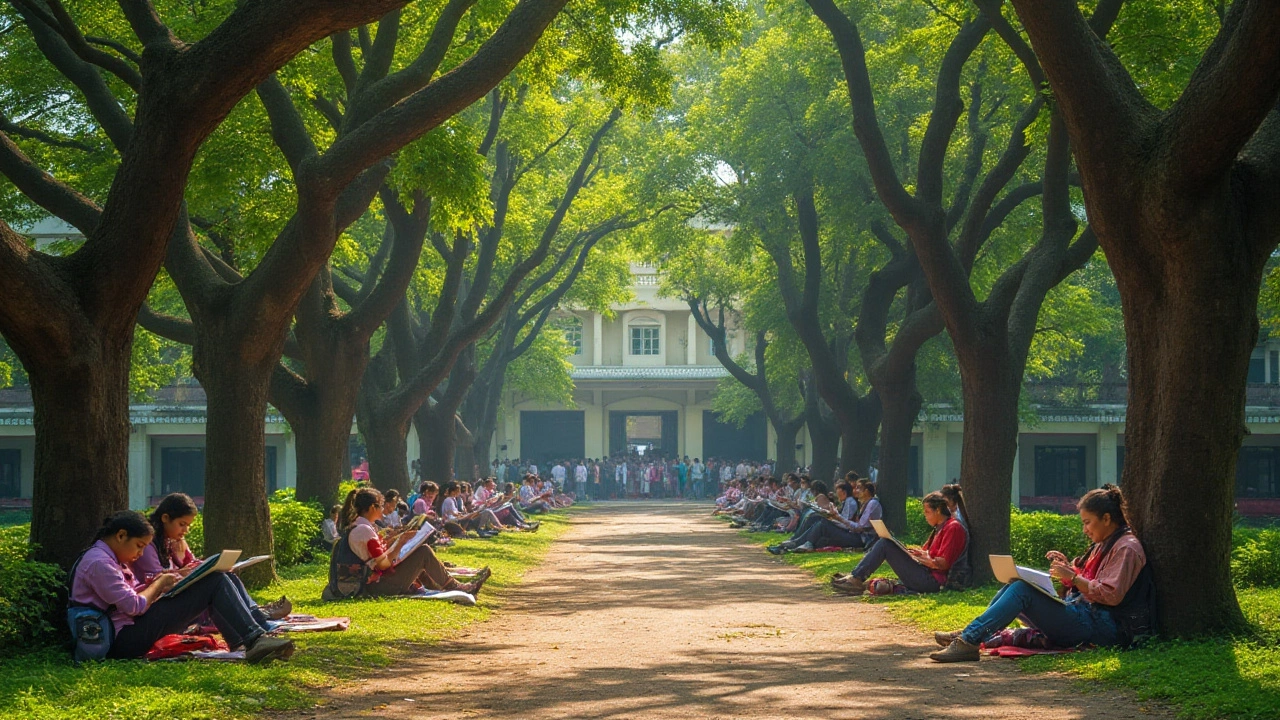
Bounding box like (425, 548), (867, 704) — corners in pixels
(733, 520), (1280, 719)
(0, 509), (31, 528)
(0, 510), (576, 720)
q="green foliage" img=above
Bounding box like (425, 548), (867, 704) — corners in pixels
(1010, 509), (1090, 566)
(1232, 530), (1280, 589)
(337, 480), (362, 507)
(267, 489), (324, 568)
(0, 512), (575, 720)
(0, 526), (64, 654)
(185, 513), (204, 558)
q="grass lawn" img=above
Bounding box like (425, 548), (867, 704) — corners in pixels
(0, 509), (31, 528)
(734, 521), (1280, 719)
(0, 510), (576, 720)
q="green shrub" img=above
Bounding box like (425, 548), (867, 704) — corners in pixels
(0, 525), (64, 653)
(337, 479), (360, 507)
(903, 497), (930, 544)
(185, 513), (205, 557)
(1010, 509), (1089, 566)
(269, 489), (323, 568)
(1232, 529), (1280, 588)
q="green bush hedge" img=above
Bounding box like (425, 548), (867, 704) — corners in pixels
(1232, 529), (1280, 588)
(899, 500), (1089, 566)
(185, 490), (323, 568)
(0, 526), (63, 654)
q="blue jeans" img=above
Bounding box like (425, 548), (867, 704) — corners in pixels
(960, 580), (1118, 647)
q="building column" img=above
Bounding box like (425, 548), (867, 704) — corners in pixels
(283, 432), (297, 490)
(127, 425), (150, 510)
(686, 313), (697, 365)
(593, 313), (603, 366)
(1097, 423), (1118, 489)
(921, 424), (948, 494)
(584, 390), (604, 459)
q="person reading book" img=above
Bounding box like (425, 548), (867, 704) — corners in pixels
(767, 480), (855, 554)
(71, 511), (295, 663)
(324, 488), (489, 601)
(832, 491), (968, 596)
(132, 493), (292, 623)
(931, 484), (1153, 662)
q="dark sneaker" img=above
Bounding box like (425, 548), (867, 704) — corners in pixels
(930, 638), (980, 663)
(245, 635), (296, 664)
(767, 545), (785, 555)
(262, 595), (292, 621)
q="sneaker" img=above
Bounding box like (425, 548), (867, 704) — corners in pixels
(767, 545), (785, 555)
(834, 576), (866, 595)
(790, 542), (814, 553)
(245, 635), (296, 664)
(830, 572), (849, 584)
(934, 630), (962, 648)
(261, 595), (292, 621)
(930, 638), (980, 663)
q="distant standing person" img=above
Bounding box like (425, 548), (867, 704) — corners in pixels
(690, 458), (706, 499)
(575, 460), (588, 499)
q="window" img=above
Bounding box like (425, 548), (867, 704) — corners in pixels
(556, 316), (583, 355)
(1237, 447), (1280, 498)
(0, 449), (19, 499)
(1033, 446), (1087, 497)
(708, 337), (717, 357)
(631, 324), (660, 355)
(1248, 351), (1266, 383)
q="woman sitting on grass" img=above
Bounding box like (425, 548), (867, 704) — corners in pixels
(831, 491), (969, 596)
(324, 488), (489, 601)
(442, 481), (504, 537)
(519, 475), (553, 514)
(930, 484), (1153, 662)
(72, 511), (295, 663)
(132, 492), (292, 623)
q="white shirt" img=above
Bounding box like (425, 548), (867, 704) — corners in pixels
(441, 496), (464, 521)
(552, 465), (566, 482)
(528, 463), (539, 476)
(615, 464), (627, 480)
(691, 462), (705, 480)
(575, 464), (588, 482)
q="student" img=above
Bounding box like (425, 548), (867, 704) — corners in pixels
(769, 480), (860, 553)
(519, 475), (552, 513)
(412, 481), (440, 519)
(441, 481), (503, 535)
(931, 484), (1153, 662)
(322, 504), (341, 545)
(325, 488), (488, 600)
(377, 490), (403, 529)
(940, 483), (968, 527)
(132, 493), (291, 623)
(832, 491), (968, 595)
(72, 511), (295, 662)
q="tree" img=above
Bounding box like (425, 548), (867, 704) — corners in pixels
(803, 0), (1115, 570)
(1006, 0), (1280, 635)
(0, 0), (415, 567)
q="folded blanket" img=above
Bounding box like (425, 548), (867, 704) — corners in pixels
(986, 645), (1075, 657)
(274, 615), (350, 633)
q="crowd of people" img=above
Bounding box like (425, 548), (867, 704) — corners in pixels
(67, 470), (580, 665)
(470, 454), (776, 501)
(713, 472), (1155, 661)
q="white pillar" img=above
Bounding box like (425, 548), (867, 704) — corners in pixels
(686, 312), (697, 365)
(593, 313), (603, 366)
(127, 425), (150, 510)
(1098, 423), (1118, 488)
(922, 424), (948, 494)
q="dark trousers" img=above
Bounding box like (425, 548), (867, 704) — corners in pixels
(786, 512), (822, 543)
(752, 506), (786, 529)
(851, 539), (942, 593)
(808, 521), (863, 549)
(363, 545), (455, 597)
(109, 572), (265, 658)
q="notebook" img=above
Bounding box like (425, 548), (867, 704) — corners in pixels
(232, 555), (271, 573)
(164, 550), (241, 598)
(989, 554), (1065, 605)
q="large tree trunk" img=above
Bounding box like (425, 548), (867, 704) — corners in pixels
(416, 404), (457, 484)
(453, 416), (477, 481)
(877, 379), (922, 534)
(196, 353), (276, 589)
(290, 396), (357, 507)
(955, 355), (1022, 585)
(839, 392), (881, 479)
(806, 398), (841, 486)
(28, 344), (131, 568)
(772, 417), (803, 475)
(472, 420), (496, 477)
(1119, 271), (1255, 635)
(359, 412), (412, 494)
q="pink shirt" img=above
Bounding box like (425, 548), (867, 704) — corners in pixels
(131, 539), (195, 583)
(1080, 533), (1147, 606)
(71, 540), (151, 634)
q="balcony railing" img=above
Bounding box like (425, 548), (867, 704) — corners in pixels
(1023, 382), (1280, 407)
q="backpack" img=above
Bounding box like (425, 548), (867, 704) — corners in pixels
(321, 528), (371, 601)
(943, 523), (973, 591)
(66, 552), (115, 662)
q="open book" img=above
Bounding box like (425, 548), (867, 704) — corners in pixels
(232, 555), (271, 573)
(164, 550), (241, 598)
(393, 524), (437, 565)
(989, 555), (1065, 605)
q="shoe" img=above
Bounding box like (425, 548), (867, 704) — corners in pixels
(767, 545), (785, 555)
(460, 567), (491, 597)
(245, 635), (296, 664)
(831, 572), (849, 584)
(930, 638), (980, 663)
(834, 576), (866, 595)
(262, 595), (292, 621)
(934, 630), (962, 647)
(790, 542), (814, 553)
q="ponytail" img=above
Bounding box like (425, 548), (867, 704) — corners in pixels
(95, 511), (152, 542)
(940, 483), (970, 526)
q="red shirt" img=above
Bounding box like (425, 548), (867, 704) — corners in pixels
(923, 517), (967, 585)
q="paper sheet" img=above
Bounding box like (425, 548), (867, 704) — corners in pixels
(989, 554), (1066, 604)
(164, 550), (241, 598)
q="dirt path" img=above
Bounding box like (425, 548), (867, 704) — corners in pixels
(301, 502), (1166, 719)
